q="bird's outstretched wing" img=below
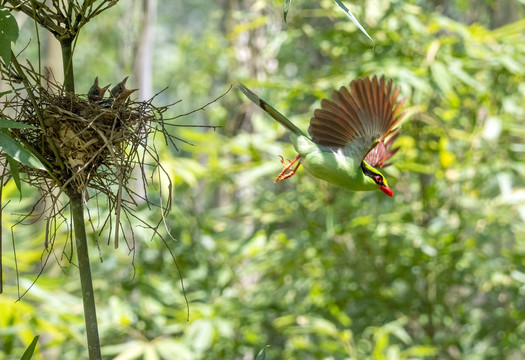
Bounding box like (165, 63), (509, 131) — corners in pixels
(363, 133), (399, 168)
(308, 75), (405, 164)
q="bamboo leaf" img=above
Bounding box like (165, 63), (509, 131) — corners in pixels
(283, 0), (292, 22)
(255, 345), (270, 360)
(0, 131), (44, 170)
(6, 154), (21, 195)
(20, 335), (39, 360)
(333, 0), (373, 43)
(0, 118), (38, 129)
(0, 7), (19, 67)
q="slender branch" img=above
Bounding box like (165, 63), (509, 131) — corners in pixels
(167, 84), (232, 120)
(70, 193), (101, 360)
(0, 159), (6, 294)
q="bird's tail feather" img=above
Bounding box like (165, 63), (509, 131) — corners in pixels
(237, 82), (303, 136)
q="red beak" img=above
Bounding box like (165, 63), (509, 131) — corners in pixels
(379, 185), (394, 197)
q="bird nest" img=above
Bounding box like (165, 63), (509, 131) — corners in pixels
(3, 82), (166, 196)
(0, 71), (191, 255)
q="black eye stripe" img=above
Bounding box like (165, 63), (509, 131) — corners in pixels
(361, 162), (383, 184)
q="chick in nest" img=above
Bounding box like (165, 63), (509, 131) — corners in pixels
(110, 76), (138, 104)
(87, 77), (111, 102)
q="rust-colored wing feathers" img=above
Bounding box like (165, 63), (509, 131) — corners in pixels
(308, 75), (405, 164)
(364, 133), (400, 168)
(310, 98), (355, 146)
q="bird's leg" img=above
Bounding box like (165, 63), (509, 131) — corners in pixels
(275, 154), (302, 182)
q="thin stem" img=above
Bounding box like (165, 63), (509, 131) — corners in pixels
(60, 38), (75, 93)
(70, 193), (101, 360)
(0, 159), (5, 294)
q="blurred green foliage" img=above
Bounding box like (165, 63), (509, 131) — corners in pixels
(1, 0), (525, 359)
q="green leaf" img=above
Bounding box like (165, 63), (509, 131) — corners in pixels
(431, 62), (453, 94)
(332, 0), (373, 43)
(283, 0), (292, 22)
(510, 270), (525, 284)
(401, 346), (437, 357)
(0, 7), (19, 67)
(0, 118), (38, 129)
(20, 335), (39, 360)
(311, 318), (338, 336)
(255, 345), (270, 360)
(395, 161), (433, 174)
(7, 154), (21, 195)
(0, 131), (45, 170)
(187, 319), (214, 352)
(1, 89), (16, 97)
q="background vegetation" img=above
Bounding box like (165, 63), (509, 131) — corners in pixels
(1, 0), (525, 359)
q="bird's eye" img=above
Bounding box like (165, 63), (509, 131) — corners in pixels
(374, 175), (382, 184)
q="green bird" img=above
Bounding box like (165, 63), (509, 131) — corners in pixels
(238, 75), (406, 197)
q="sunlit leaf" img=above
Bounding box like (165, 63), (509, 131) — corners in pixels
(310, 318), (338, 336)
(430, 61), (452, 94)
(154, 339), (192, 360)
(510, 270), (525, 284)
(20, 335), (39, 360)
(333, 0), (373, 43)
(401, 346), (437, 357)
(108, 341), (144, 359)
(186, 319), (214, 352)
(144, 344), (159, 360)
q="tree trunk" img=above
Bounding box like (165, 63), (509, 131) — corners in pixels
(135, 0), (157, 101)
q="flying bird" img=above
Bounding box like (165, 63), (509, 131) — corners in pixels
(238, 75), (406, 197)
(87, 77), (110, 102)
